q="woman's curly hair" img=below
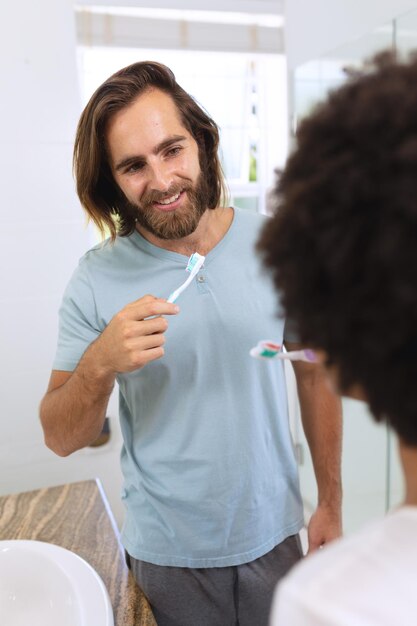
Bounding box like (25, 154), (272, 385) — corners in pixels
(257, 51), (417, 444)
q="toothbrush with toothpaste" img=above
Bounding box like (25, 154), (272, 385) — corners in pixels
(167, 252), (206, 303)
(250, 340), (317, 363)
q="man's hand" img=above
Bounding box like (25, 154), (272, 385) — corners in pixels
(40, 294), (179, 456)
(91, 294), (179, 376)
(307, 502), (342, 554)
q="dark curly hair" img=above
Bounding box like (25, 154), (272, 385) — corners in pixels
(257, 51), (417, 445)
(73, 61), (228, 240)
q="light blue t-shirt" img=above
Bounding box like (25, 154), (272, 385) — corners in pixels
(53, 207), (303, 567)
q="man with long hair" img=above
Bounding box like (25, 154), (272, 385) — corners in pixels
(258, 51), (417, 625)
(40, 61), (342, 625)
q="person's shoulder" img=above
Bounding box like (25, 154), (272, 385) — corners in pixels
(279, 515), (394, 599)
(233, 206), (270, 227)
(82, 237), (111, 256)
(231, 207), (270, 244)
(273, 511), (417, 625)
(80, 233), (135, 267)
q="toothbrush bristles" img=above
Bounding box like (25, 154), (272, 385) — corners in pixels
(186, 252), (204, 273)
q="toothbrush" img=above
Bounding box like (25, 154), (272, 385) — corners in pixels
(250, 340), (317, 363)
(167, 252), (206, 303)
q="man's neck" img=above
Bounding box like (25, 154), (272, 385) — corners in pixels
(136, 206), (233, 257)
(399, 439), (417, 506)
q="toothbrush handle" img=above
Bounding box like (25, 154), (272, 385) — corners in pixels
(167, 271), (196, 303)
(277, 350), (316, 363)
(167, 291), (180, 304)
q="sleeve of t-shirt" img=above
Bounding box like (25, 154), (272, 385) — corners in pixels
(52, 260), (101, 372)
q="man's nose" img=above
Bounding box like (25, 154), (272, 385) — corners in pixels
(148, 162), (173, 192)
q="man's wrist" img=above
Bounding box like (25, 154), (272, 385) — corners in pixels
(76, 341), (116, 394)
(317, 494), (343, 512)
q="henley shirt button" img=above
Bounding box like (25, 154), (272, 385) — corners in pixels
(197, 275), (205, 283)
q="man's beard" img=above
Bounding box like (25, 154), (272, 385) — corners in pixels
(127, 173), (210, 240)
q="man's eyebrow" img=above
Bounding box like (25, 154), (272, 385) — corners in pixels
(154, 135), (187, 154)
(114, 135), (187, 172)
(114, 156), (145, 172)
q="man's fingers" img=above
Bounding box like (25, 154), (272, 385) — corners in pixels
(141, 346), (165, 364)
(122, 295), (179, 321)
(119, 317), (170, 343)
(140, 316), (169, 335)
(134, 332), (166, 352)
(122, 335), (166, 370)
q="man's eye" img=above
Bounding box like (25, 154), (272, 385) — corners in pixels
(166, 146), (182, 157)
(126, 162), (144, 173)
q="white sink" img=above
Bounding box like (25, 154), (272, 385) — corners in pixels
(0, 540), (114, 626)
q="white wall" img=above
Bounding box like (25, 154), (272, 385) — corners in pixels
(285, 0), (417, 69)
(0, 0), (124, 527)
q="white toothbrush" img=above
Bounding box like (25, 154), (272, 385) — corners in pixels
(250, 340), (317, 363)
(167, 252), (206, 303)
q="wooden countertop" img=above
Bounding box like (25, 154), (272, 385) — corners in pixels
(0, 479), (156, 626)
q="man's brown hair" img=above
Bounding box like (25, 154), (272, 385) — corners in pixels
(73, 61), (228, 240)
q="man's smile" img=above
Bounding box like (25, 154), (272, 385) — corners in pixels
(152, 190), (185, 212)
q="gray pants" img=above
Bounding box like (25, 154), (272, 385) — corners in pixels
(127, 535), (302, 626)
